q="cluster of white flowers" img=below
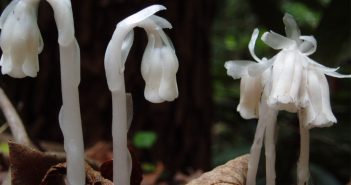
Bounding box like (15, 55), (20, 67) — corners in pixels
(225, 14), (350, 185)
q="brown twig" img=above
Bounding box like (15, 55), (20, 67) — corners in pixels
(0, 88), (33, 147)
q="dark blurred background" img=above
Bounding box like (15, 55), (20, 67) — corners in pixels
(0, 0), (349, 184)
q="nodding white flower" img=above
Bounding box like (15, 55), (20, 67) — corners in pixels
(225, 13), (351, 185)
(141, 18), (179, 103)
(104, 5), (179, 185)
(225, 13), (351, 128)
(0, 0), (43, 78)
(105, 5), (179, 103)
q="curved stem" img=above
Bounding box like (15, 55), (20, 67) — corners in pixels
(105, 24), (132, 185)
(246, 101), (277, 185)
(59, 39), (85, 185)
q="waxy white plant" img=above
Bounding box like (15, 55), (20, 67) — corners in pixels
(225, 14), (351, 185)
(0, 0), (43, 78)
(46, 0), (85, 184)
(0, 0), (85, 184)
(104, 5), (179, 185)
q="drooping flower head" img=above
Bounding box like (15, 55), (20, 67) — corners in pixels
(105, 5), (179, 103)
(140, 16), (179, 103)
(225, 13), (351, 185)
(0, 0), (43, 78)
(225, 13), (351, 128)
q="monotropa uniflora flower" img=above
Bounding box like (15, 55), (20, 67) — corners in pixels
(0, 0), (43, 78)
(104, 5), (179, 185)
(225, 13), (351, 185)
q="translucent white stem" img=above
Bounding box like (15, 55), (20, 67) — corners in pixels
(58, 39), (85, 185)
(264, 112), (277, 185)
(111, 89), (130, 185)
(246, 101), (277, 185)
(297, 113), (310, 185)
(105, 24), (132, 185)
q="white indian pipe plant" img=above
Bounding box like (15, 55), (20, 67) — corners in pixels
(46, 0), (85, 184)
(0, 0), (43, 78)
(224, 14), (351, 185)
(0, 0), (85, 184)
(104, 5), (179, 185)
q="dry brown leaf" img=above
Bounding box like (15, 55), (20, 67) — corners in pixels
(9, 141), (65, 185)
(186, 154), (249, 185)
(174, 170), (203, 184)
(40, 162), (113, 185)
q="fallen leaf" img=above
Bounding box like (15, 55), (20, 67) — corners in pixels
(174, 170), (203, 184)
(40, 162), (113, 185)
(186, 154), (249, 185)
(9, 141), (65, 185)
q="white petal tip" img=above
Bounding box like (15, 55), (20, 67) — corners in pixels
(145, 92), (165, 103)
(121, 4), (167, 26)
(237, 108), (258, 120)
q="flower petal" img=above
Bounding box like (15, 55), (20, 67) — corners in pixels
(237, 75), (262, 119)
(0, 54), (13, 75)
(298, 36), (316, 55)
(0, 0), (19, 29)
(306, 57), (339, 72)
(147, 15), (172, 29)
(141, 33), (155, 81)
(288, 53), (304, 105)
(22, 50), (39, 77)
(141, 33), (163, 103)
(306, 58), (351, 78)
(46, 0), (75, 46)
(268, 50), (299, 112)
(283, 13), (301, 42)
(324, 71), (351, 78)
(224, 60), (255, 79)
(157, 25), (174, 49)
(248, 28), (261, 62)
(143, 48), (164, 103)
(121, 5), (166, 26)
(261, 31), (296, 50)
(247, 58), (274, 77)
(158, 46), (179, 101)
(303, 68), (336, 128)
